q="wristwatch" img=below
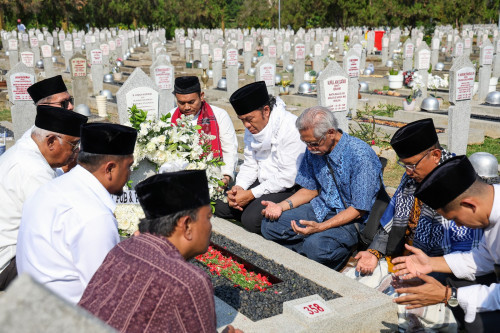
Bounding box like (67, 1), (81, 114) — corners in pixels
(448, 287), (459, 307)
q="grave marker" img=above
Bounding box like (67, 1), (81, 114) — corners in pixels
(294, 42), (306, 92)
(212, 47), (223, 89)
(403, 40), (414, 72)
(478, 40), (494, 103)
(70, 53), (88, 108)
(243, 39), (253, 74)
(226, 47), (239, 96)
(317, 61), (349, 131)
(150, 55), (175, 115)
(343, 49), (360, 118)
(90, 49), (104, 95)
(415, 43), (431, 99)
(255, 56), (276, 95)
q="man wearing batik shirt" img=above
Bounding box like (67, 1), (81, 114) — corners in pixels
(169, 76), (238, 187)
(79, 170), (241, 333)
(261, 106), (382, 270)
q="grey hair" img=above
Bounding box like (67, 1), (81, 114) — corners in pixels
(296, 106), (339, 138)
(138, 208), (200, 237)
(31, 126), (62, 144)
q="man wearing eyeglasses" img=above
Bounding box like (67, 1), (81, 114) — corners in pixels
(0, 105), (87, 291)
(344, 118), (483, 331)
(261, 106), (382, 271)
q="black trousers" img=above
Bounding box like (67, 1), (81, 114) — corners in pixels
(214, 181), (298, 234)
(446, 273), (500, 333)
(0, 256), (17, 291)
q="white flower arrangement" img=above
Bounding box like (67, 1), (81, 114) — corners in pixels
(115, 204), (145, 237)
(126, 105), (226, 206)
(427, 74), (449, 90)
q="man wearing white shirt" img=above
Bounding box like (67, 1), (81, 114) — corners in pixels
(16, 123), (137, 304)
(169, 76), (238, 186)
(393, 156), (500, 332)
(214, 81), (306, 233)
(0, 105), (87, 291)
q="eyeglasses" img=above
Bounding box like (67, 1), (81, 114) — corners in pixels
(302, 134), (326, 147)
(47, 135), (80, 152)
(44, 96), (74, 109)
(397, 149), (433, 172)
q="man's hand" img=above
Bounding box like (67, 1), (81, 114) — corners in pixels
(291, 220), (323, 235)
(394, 273), (448, 309)
(227, 185), (254, 211)
(261, 201), (283, 220)
(392, 244), (432, 279)
(355, 251), (379, 275)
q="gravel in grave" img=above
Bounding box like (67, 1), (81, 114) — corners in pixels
(190, 232), (340, 321)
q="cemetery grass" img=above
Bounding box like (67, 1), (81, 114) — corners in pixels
(466, 137), (500, 163)
(0, 109), (11, 122)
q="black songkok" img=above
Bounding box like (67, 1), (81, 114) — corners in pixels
(80, 123), (137, 155)
(173, 76), (201, 94)
(229, 81), (270, 116)
(415, 156), (478, 210)
(27, 75), (68, 104)
(35, 105), (88, 137)
(135, 170), (210, 219)
(390, 118), (439, 159)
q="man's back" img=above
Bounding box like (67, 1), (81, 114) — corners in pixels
(79, 233), (216, 333)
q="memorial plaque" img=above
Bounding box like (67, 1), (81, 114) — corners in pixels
(85, 35), (92, 44)
(46, 36), (53, 46)
(464, 38), (471, 49)
(418, 49), (431, 69)
(454, 67), (475, 101)
(382, 38), (389, 48)
(100, 43), (109, 56)
(201, 44), (209, 55)
(74, 38), (82, 49)
(405, 43), (414, 58)
(226, 49), (238, 66)
(8, 39), (18, 50)
(295, 44), (306, 60)
(259, 63), (275, 86)
(37, 33), (44, 41)
(125, 87), (159, 115)
(91, 35), (96, 43)
(263, 37), (270, 46)
(179, 36), (185, 45)
(346, 55), (360, 77)
(30, 37), (39, 48)
(90, 50), (103, 65)
(217, 39), (224, 47)
(22, 34), (28, 43)
(294, 300), (332, 319)
(70, 57), (87, 77)
(64, 40), (73, 52)
(20, 52), (34, 67)
(193, 40), (201, 50)
(41, 45), (52, 58)
(314, 44), (322, 57)
(109, 40), (116, 51)
(244, 41), (252, 52)
(153, 66), (173, 90)
(482, 45), (494, 65)
(322, 76), (348, 112)
(268, 45), (277, 58)
(284, 42), (291, 52)
(116, 37), (122, 48)
(59, 32), (65, 41)
(431, 38), (439, 50)
(214, 48), (223, 62)
(11, 73), (35, 101)
(455, 42), (464, 56)
(185, 39), (191, 49)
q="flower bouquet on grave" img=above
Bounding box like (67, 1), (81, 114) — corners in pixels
(115, 204), (145, 237)
(427, 74), (449, 100)
(403, 73), (423, 111)
(402, 69), (416, 88)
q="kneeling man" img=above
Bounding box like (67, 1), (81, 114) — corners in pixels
(261, 106), (382, 270)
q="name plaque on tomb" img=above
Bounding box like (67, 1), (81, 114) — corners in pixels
(71, 57), (87, 77)
(193, 40), (201, 50)
(295, 44), (305, 60)
(464, 38), (471, 49)
(179, 36), (185, 45)
(382, 37), (389, 48)
(263, 37), (270, 47)
(322, 76), (348, 112)
(8, 39), (18, 50)
(109, 40), (116, 51)
(37, 33), (44, 41)
(59, 32), (65, 41)
(294, 300), (333, 319)
(405, 43), (414, 58)
(41, 45), (52, 58)
(244, 41), (252, 52)
(482, 46), (494, 65)
(185, 39), (191, 49)
(100, 44), (109, 56)
(90, 50), (103, 65)
(455, 43), (464, 56)
(418, 49), (431, 69)
(305, 34), (310, 43)
(47, 36), (53, 46)
(91, 35), (96, 43)
(64, 40), (73, 52)
(112, 190), (139, 204)
(22, 34), (28, 42)
(201, 44), (209, 55)
(30, 37), (39, 48)
(74, 38), (82, 48)
(268, 45), (277, 58)
(116, 38), (122, 47)
(11, 73), (35, 101)
(20, 52), (34, 67)
(125, 87), (159, 116)
(226, 49), (238, 66)
(85, 35), (92, 44)
(346, 56), (360, 78)
(314, 44), (322, 57)
(284, 42), (291, 52)
(213, 48), (223, 62)
(454, 67), (475, 102)
(218, 39), (224, 47)
(154, 66), (173, 90)
(260, 64), (275, 86)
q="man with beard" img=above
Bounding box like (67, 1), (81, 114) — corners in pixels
(16, 123), (137, 304)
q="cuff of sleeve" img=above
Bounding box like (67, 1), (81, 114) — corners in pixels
(457, 286), (477, 323)
(251, 186), (264, 199)
(444, 253), (476, 280)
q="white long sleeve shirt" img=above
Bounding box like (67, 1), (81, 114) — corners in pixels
(16, 165), (119, 304)
(444, 184), (500, 323)
(235, 106), (306, 198)
(0, 134), (57, 274)
(168, 104), (238, 179)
